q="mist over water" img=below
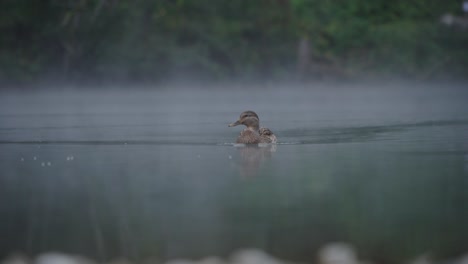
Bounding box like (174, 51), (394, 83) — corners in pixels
(0, 83), (467, 263)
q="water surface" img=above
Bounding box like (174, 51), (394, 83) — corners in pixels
(0, 83), (467, 263)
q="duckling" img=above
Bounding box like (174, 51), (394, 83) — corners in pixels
(228, 111), (277, 144)
(259, 127), (277, 143)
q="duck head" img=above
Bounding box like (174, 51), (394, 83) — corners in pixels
(228, 110), (260, 131)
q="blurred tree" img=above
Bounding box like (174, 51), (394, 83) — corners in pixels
(0, 0), (466, 85)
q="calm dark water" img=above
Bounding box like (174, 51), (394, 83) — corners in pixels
(0, 84), (467, 263)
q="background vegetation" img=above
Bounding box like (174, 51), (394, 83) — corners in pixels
(0, 0), (467, 85)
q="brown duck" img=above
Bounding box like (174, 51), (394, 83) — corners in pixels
(228, 111), (277, 144)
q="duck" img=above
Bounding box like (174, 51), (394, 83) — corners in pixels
(228, 111), (277, 144)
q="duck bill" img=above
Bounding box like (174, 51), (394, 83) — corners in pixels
(228, 120), (241, 127)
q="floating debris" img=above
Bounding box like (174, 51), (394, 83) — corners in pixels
(41, 162), (45, 167)
(47, 162), (51, 166)
(33, 156), (37, 160)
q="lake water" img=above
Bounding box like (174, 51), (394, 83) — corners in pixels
(0, 83), (467, 263)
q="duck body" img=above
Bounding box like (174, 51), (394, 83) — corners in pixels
(229, 111), (277, 144)
(237, 128), (264, 144)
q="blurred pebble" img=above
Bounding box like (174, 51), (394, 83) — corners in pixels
(196, 257), (225, 264)
(456, 254), (468, 264)
(140, 257), (161, 264)
(73, 256), (95, 264)
(165, 257), (225, 264)
(35, 253), (94, 264)
(228, 155), (232, 159)
(106, 258), (133, 264)
(410, 254), (432, 264)
(230, 249), (283, 264)
(165, 260), (194, 264)
(20, 158), (24, 162)
(47, 162), (51, 166)
(318, 243), (358, 264)
(1, 254), (30, 264)
(41, 162), (45, 167)
(1, 249), (465, 264)
(33, 157), (37, 160)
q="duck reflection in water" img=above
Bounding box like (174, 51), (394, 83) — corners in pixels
(236, 144), (276, 176)
(228, 111), (277, 176)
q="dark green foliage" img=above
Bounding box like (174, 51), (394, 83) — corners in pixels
(0, 0), (466, 84)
